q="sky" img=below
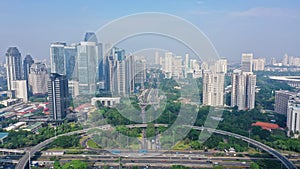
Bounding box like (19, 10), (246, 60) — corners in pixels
(0, 0), (300, 63)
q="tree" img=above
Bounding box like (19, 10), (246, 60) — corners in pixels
(146, 123), (156, 138)
(250, 162), (260, 169)
(62, 160), (88, 169)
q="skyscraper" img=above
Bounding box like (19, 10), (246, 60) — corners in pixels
(76, 41), (101, 95)
(134, 58), (146, 90)
(202, 70), (225, 106)
(84, 32), (98, 43)
(28, 62), (49, 95)
(241, 53), (253, 72)
(23, 54), (34, 81)
(231, 70), (256, 110)
(50, 42), (66, 75)
(287, 94), (300, 138)
(252, 58), (265, 71)
(5, 47), (22, 91)
(104, 47), (135, 96)
(126, 55), (136, 93)
(48, 73), (69, 121)
(64, 45), (77, 80)
(275, 90), (296, 115)
(202, 59), (226, 106)
(50, 42), (77, 79)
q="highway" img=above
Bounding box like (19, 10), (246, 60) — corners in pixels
(16, 125), (111, 169)
(16, 125), (297, 169)
(189, 126), (297, 169)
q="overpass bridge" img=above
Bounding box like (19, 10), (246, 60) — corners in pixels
(126, 124), (168, 128)
(189, 126), (297, 169)
(0, 148), (25, 154)
(16, 125), (297, 169)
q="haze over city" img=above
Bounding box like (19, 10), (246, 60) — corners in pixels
(1, 1), (300, 169)
(1, 0), (300, 62)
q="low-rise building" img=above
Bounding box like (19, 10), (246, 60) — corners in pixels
(91, 97), (121, 107)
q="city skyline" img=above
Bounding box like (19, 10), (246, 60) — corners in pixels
(1, 0), (300, 63)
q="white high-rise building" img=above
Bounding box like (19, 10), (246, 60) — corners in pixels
(184, 53), (190, 77)
(231, 70), (256, 110)
(241, 53), (253, 72)
(11, 80), (28, 102)
(164, 52), (173, 75)
(202, 71), (225, 106)
(172, 56), (183, 78)
(253, 58), (265, 71)
(287, 94), (300, 138)
(202, 59), (226, 106)
(28, 62), (49, 95)
(213, 58), (227, 74)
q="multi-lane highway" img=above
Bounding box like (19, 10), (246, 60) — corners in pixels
(190, 126), (297, 169)
(16, 125), (297, 169)
(16, 125), (111, 169)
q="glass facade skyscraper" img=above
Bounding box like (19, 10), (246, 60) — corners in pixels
(6, 47), (22, 91)
(23, 54), (34, 81)
(48, 73), (69, 121)
(50, 42), (66, 75)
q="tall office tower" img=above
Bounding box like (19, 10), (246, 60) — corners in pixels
(126, 55), (135, 93)
(23, 54), (34, 81)
(202, 70), (225, 106)
(84, 32), (98, 43)
(64, 45), (77, 80)
(135, 58), (146, 90)
(28, 62), (49, 95)
(231, 70), (256, 110)
(76, 41), (101, 95)
(275, 90), (296, 115)
(50, 42), (66, 75)
(241, 53), (253, 72)
(11, 80), (28, 102)
(114, 48), (127, 95)
(252, 58), (265, 71)
(48, 73), (69, 121)
(287, 94), (300, 138)
(282, 54), (289, 66)
(104, 47), (135, 96)
(5, 47), (22, 91)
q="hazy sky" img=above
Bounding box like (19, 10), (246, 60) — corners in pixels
(0, 0), (300, 63)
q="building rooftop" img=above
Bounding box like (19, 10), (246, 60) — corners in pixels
(252, 121), (279, 130)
